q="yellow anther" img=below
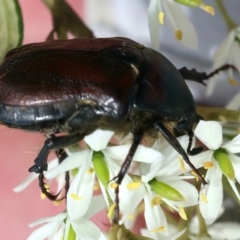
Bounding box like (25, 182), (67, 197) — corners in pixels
(110, 182), (118, 189)
(87, 167), (94, 174)
(70, 193), (82, 201)
(53, 200), (62, 206)
(179, 206), (188, 220)
(228, 78), (238, 86)
(151, 226), (166, 233)
(203, 161), (214, 169)
(191, 170), (199, 182)
(127, 181), (142, 190)
(202, 5), (215, 15)
(93, 182), (100, 191)
(151, 196), (162, 206)
(158, 12), (164, 25)
(201, 192), (208, 203)
(175, 30), (183, 41)
(40, 184), (50, 199)
(128, 213), (135, 220)
(107, 203), (116, 219)
(178, 156), (186, 172)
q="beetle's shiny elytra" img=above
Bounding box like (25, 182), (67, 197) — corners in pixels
(2, 37), (233, 222)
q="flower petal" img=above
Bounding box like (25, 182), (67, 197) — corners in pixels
(162, 0), (198, 49)
(222, 134), (240, 153)
(84, 129), (114, 151)
(199, 166), (223, 225)
(67, 153), (95, 221)
(195, 121), (222, 150)
(148, 0), (162, 50)
(45, 150), (91, 179)
(72, 218), (102, 240)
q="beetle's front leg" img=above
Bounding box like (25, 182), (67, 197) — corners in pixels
(29, 133), (84, 173)
(178, 64), (237, 85)
(111, 128), (144, 224)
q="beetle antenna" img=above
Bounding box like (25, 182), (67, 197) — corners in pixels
(207, 64), (238, 79)
(111, 128), (144, 223)
(178, 64), (238, 85)
(154, 122), (207, 185)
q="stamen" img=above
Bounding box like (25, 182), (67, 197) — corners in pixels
(201, 193), (208, 203)
(70, 193), (82, 200)
(158, 12), (164, 25)
(108, 203), (116, 219)
(110, 182), (118, 189)
(127, 181), (142, 190)
(151, 226), (166, 233)
(175, 30), (183, 41)
(191, 170), (199, 182)
(228, 78), (238, 86)
(203, 161), (214, 169)
(178, 206), (187, 220)
(151, 196), (162, 206)
(178, 156), (186, 172)
(201, 5), (215, 15)
(87, 167), (94, 174)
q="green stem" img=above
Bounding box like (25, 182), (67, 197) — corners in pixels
(215, 0), (237, 31)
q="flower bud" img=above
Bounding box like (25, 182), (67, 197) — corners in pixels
(92, 151), (110, 187)
(149, 178), (185, 201)
(214, 148), (235, 182)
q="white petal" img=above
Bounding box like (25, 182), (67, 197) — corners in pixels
(45, 150), (91, 179)
(213, 30), (235, 62)
(119, 181), (146, 224)
(195, 121), (222, 150)
(227, 178), (240, 202)
(148, 0), (162, 50)
(226, 91), (240, 110)
(72, 218), (102, 240)
(13, 173), (37, 192)
(222, 134), (240, 153)
(199, 167), (223, 225)
(29, 213), (67, 227)
(230, 154), (240, 183)
(140, 158), (163, 183)
(208, 222), (240, 240)
(104, 144), (163, 164)
(144, 187), (170, 239)
(84, 195), (106, 219)
(67, 154), (95, 221)
(84, 129), (114, 151)
(162, 0), (198, 49)
(28, 221), (63, 240)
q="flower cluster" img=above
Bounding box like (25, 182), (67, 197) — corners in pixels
(14, 120), (240, 240)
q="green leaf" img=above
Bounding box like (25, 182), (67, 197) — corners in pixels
(0, 0), (23, 61)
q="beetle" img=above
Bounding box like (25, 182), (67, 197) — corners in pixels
(0, 37), (235, 222)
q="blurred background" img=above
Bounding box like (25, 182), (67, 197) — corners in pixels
(0, 0), (240, 239)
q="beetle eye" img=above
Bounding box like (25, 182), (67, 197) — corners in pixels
(176, 120), (191, 134)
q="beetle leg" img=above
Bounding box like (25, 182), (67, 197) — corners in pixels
(29, 134), (83, 173)
(111, 129), (144, 223)
(154, 122), (207, 185)
(55, 148), (70, 199)
(178, 64), (238, 85)
(187, 130), (203, 155)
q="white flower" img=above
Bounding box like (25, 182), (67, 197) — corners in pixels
(27, 195), (107, 240)
(116, 135), (200, 239)
(13, 158), (66, 200)
(190, 215), (240, 240)
(194, 120), (240, 225)
(148, 0), (198, 50)
(206, 26), (240, 96)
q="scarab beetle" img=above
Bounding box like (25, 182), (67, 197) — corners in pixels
(0, 37), (233, 221)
